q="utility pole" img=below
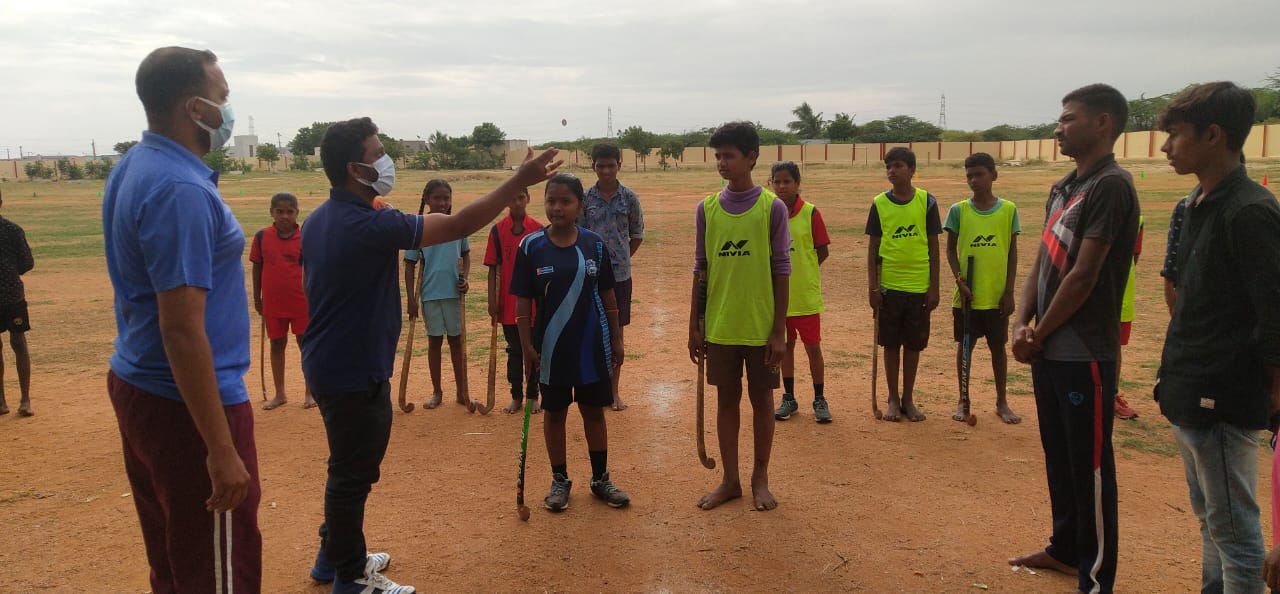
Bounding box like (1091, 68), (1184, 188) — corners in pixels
(91, 139), (97, 158)
(607, 107), (613, 139)
(938, 94), (947, 130)
(278, 132), (287, 169)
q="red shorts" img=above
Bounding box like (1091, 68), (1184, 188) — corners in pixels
(265, 314), (308, 341)
(1120, 321), (1132, 346)
(785, 314), (821, 345)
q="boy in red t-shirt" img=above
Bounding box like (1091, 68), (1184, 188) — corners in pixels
(485, 189), (544, 414)
(251, 192), (313, 409)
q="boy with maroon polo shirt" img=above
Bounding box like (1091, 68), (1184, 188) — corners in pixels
(485, 189), (544, 414)
(252, 192), (314, 410)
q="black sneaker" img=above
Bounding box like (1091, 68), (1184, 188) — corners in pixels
(775, 396), (799, 420)
(544, 473), (571, 511)
(813, 399), (833, 423)
(589, 472), (631, 508)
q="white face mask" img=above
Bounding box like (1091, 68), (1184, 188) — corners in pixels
(354, 153), (396, 196)
(191, 97), (235, 151)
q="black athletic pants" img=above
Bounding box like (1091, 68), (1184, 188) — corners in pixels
(503, 324), (539, 402)
(1032, 359), (1119, 593)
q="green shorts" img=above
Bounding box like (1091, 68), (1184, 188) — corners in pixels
(422, 298), (462, 337)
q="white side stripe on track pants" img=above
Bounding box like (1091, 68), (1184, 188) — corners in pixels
(213, 510), (234, 594)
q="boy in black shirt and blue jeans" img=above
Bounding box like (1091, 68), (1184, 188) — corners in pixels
(1157, 82), (1280, 594)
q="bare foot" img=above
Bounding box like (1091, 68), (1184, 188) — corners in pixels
(952, 405), (969, 422)
(751, 475), (777, 511)
(423, 392), (443, 409)
(0, 402), (8, 415)
(529, 399), (542, 414)
(262, 394), (287, 411)
(883, 399), (902, 422)
(17, 401), (32, 417)
(698, 481), (742, 510)
(502, 400), (522, 414)
(303, 395), (318, 409)
(997, 403), (1022, 424)
(902, 401), (926, 422)
(455, 393), (470, 406)
(611, 395), (628, 411)
(1008, 550), (1077, 576)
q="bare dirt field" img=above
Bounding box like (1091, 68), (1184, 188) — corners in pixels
(2, 158), (1278, 593)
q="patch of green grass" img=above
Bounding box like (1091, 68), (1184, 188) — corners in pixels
(1114, 418), (1179, 458)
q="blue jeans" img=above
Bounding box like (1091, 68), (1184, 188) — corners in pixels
(1173, 422), (1266, 594)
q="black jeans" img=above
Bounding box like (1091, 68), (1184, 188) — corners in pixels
(314, 380), (393, 582)
(503, 324), (539, 402)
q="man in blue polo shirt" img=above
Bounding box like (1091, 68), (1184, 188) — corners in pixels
(301, 117), (562, 594)
(103, 47), (260, 593)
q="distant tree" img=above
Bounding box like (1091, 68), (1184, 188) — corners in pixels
(56, 158), (85, 180)
(202, 148), (233, 172)
(1266, 68), (1280, 91)
(1252, 88), (1280, 123)
(827, 113), (858, 142)
(787, 102), (826, 139)
(941, 130), (983, 142)
(375, 133), (405, 163)
(257, 143), (280, 171)
(289, 154), (311, 171)
(470, 123), (508, 168)
(113, 140), (139, 155)
(657, 139), (685, 170)
(1127, 92), (1175, 131)
(756, 125), (801, 146)
(426, 131), (471, 170)
(23, 161), (53, 180)
(618, 125), (656, 171)
(288, 121), (336, 158)
(84, 157), (113, 179)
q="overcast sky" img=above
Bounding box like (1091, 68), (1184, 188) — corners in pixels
(2, 0), (1278, 157)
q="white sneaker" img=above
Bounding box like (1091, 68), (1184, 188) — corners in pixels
(335, 570), (415, 594)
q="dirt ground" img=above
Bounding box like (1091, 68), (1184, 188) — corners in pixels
(1, 160), (1278, 593)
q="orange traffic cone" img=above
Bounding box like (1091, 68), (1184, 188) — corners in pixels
(1263, 174), (1269, 186)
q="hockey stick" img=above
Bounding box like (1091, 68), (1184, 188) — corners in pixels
(696, 270), (716, 470)
(259, 316), (267, 402)
(871, 256), (883, 420)
(397, 258), (421, 413)
(516, 367), (535, 521)
(959, 255), (977, 426)
(471, 321), (498, 415)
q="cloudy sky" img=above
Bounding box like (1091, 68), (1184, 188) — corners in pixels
(2, 0), (1277, 157)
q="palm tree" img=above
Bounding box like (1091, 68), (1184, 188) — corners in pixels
(787, 102), (826, 139)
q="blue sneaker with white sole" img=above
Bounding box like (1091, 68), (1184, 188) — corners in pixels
(311, 549), (391, 583)
(332, 571), (415, 594)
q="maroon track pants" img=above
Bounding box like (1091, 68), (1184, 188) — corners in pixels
(108, 371), (262, 594)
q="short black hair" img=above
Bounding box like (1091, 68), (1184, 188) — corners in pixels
(136, 47), (219, 124)
(545, 172), (585, 201)
(963, 152), (996, 173)
(320, 117), (379, 187)
(590, 142), (622, 163)
(1157, 82), (1256, 153)
(1062, 83), (1128, 140)
(770, 161), (801, 183)
(884, 147), (916, 169)
(270, 192), (298, 209)
(709, 121), (760, 159)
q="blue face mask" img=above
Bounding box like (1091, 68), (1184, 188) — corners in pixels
(192, 97), (235, 150)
